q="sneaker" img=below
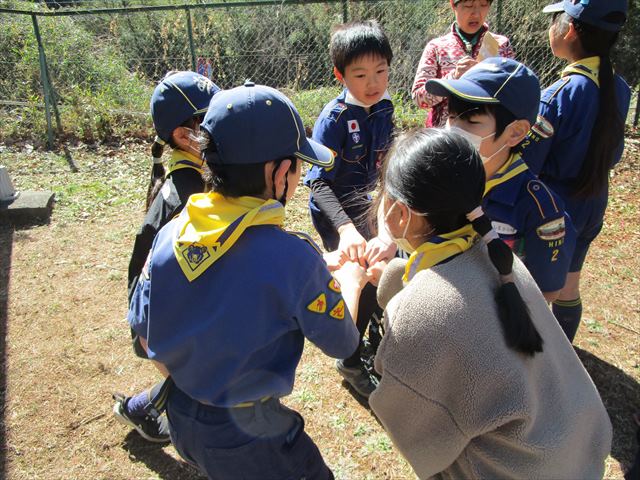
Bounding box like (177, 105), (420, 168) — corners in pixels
(335, 359), (379, 398)
(112, 393), (170, 443)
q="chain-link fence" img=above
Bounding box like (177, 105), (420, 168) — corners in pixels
(0, 0), (638, 146)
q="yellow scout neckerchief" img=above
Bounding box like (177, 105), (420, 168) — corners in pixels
(484, 151), (529, 196)
(173, 193), (284, 282)
(166, 149), (205, 177)
(561, 56), (600, 87)
(404, 224), (478, 282)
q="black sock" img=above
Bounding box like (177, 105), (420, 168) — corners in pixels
(552, 298), (582, 342)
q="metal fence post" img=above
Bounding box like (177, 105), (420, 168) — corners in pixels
(496, 0), (503, 32)
(634, 88), (639, 127)
(342, 0), (348, 23)
(186, 7), (197, 71)
(31, 14), (54, 149)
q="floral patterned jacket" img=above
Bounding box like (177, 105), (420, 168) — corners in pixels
(411, 23), (514, 127)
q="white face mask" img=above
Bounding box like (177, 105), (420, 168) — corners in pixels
(383, 200), (433, 254)
(445, 123), (510, 164)
(445, 124), (494, 151)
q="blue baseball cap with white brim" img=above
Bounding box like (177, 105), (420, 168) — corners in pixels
(542, 0), (627, 32)
(151, 71), (221, 143)
(425, 57), (540, 125)
(201, 81), (334, 168)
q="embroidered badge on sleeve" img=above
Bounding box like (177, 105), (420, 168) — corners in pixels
(307, 293), (327, 314)
(329, 299), (345, 320)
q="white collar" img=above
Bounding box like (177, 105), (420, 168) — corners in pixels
(344, 90), (392, 108)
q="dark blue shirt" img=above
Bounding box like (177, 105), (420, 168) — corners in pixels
(304, 90), (394, 199)
(522, 57), (631, 202)
(483, 153), (576, 293)
(128, 218), (359, 407)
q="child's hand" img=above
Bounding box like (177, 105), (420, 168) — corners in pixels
(337, 223), (367, 266)
(366, 260), (388, 287)
(364, 236), (397, 266)
(333, 260), (368, 291)
(323, 250), (347, 272)
(453, 56), (477, 79)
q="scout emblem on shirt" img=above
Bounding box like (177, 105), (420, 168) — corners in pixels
(536, 218), (566, 241)
(307, 293), (327, 314)
(328, 279), (341, 293)
(179, 242), (211, 272)
(348, 120), (360, 133)
(352, 132), (361, 144)
(329, 299), (345, 320)
(531, 114), (554, 139)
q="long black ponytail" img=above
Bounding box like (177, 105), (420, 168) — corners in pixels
(146, 136), (167, 211)
(572, 16), (625, 197)
(383, 129), (543, 356)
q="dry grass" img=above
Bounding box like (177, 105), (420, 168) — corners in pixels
(0, 135), (638, 479)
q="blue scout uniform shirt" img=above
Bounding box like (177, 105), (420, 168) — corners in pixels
(304, 90), (394, 211)
(483, 152), (576, 293)
(129, 216), (359, 407)
(522, 56), (631, 203)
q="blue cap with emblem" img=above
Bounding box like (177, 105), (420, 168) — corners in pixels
(542, 0), (627, 32)
(425, 57), (540, 125)
(200, 81), (334, 168)
(150, 71), (221, 143)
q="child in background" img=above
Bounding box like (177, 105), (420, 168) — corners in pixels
(113, 71), (220, 443)
(425, 58), (575, 302)
(128, 82), (363, 479)
(412, 0), (513, 127)
(304, 20), (396, 398)
(523, 0), (631, 341)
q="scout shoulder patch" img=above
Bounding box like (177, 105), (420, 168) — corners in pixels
(307, 293), (327, 314)
(327, 102), (348, 123)
(328, 278), (341, 293)
(329, 299), (345, 320)
(530, 114), (554, 139)
(526, 180), (560, 220)
(536, 217), (566, 241)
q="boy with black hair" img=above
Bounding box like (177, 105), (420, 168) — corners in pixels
(425, 57), (576, 302)
(128, 81), (364, 479)
(304, 20), (395, 398)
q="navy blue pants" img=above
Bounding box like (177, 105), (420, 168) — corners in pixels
(167, 387), (333, 480)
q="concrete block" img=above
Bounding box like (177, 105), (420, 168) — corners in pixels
(0, 190), (55, 226)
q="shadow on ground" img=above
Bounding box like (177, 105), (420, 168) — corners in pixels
(122, 431), (206, 480)
(577, 347), (640, 472)
(0, 225), (13, 480)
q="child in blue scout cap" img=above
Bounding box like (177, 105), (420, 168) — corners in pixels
(112, 71), (220, 443)
(304, 20), (396, 399)
(128, 81), (364, 479)
(521, 0), (631, 342)
(425, 57), (576, 303)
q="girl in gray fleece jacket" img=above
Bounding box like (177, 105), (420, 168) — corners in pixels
(370, 129), (612, 479)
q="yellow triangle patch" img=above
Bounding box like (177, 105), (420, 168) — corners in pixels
(307, 293), (327, 314)
(328, 278), (341, 293)
(329, 299), (345, 320)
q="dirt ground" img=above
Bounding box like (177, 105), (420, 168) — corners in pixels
(0, 135), (639, 479)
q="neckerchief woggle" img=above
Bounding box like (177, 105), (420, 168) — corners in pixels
(484, 151), (529, 196)
(562, 56), (600, 87)
(173, 193), (285, 282)
(166, 149), (205, 177)
(404, 224), (478, 282)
